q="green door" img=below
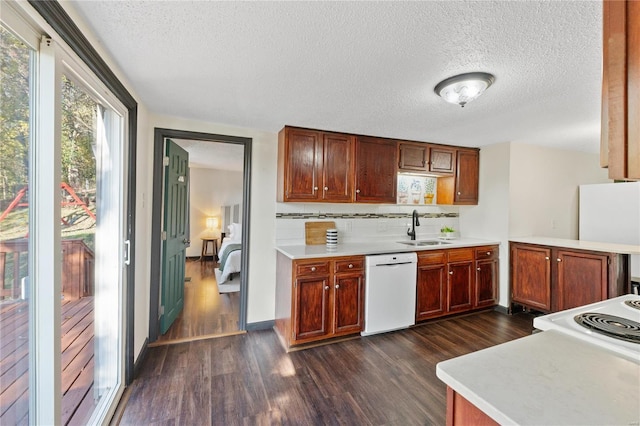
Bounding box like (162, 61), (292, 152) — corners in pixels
(160, 139), (189, 334)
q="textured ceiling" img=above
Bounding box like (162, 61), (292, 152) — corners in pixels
(69, 1), (603, 153)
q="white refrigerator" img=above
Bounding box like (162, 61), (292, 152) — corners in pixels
(579, 182), (640, 281)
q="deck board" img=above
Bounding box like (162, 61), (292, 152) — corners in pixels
(0, 297), (95, 425)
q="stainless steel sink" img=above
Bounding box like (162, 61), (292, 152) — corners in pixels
(397, 240), (452, 246)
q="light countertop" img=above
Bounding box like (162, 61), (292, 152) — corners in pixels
(436, 330), (640, 425)
(276, 238), (501, 259)
(510, 236), (640, 255)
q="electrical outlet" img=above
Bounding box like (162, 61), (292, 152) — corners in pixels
(345, 220), (353, 233)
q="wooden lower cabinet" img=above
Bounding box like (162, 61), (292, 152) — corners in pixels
(447, 249), (474, 313)
(510, 242), (629, 313)
(416, 246), (498, 322)
(276, 253), (364, 348)
(510, 243), (552, 311)
(446, 387), (498, 426)
(475, 246), (499, 308)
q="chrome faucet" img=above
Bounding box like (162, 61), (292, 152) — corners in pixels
(407, 209), (420, 240)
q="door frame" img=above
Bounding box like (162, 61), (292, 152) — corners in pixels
(149, 128), (252, 343)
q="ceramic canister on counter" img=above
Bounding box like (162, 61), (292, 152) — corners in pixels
(326, 228), (338, 246)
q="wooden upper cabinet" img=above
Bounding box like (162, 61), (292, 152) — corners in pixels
(398, 142), (456, 175)
(322, 133), (354, 202)
(601, 0), (640, 180)
(278, 127), (354, 202)
(429, 146), (456, 174)
(355, 136), (397, 203)
(437, 148), (479, 205)
(398, 142), (428, 172)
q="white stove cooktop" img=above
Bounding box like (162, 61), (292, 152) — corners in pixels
(533, 294), (640, 363)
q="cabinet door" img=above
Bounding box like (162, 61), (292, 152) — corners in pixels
(332, 272), (364, 335)
(416, 264), (447, 320)
(475, 259), (498, 308)
(293, 275), (331, 341)
(511, 244), (551, 311)
(398, 142), (428, 172)
(429, 146), (456, 174)
(322, 133), (353, 202)
(284, 128), (322, 201)
(355, 137), (397, 203)
(447, 261), (473, 312)
(556, 250), (608, 311)
(454, 149), (479, 204)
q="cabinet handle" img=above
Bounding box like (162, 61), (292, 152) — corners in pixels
(335, 284), (340, 289)
(348, 264), (353, 268)
(449, 271), (453, 275)
(324, 186), (328, 191)
(311, 266), (316, 272)
(557, 258), (562, 262)
(477, 267), (481, 271)
(324, 286), (329, 290)
(545, 256), (549, 260)
(355, 189), (360, 193)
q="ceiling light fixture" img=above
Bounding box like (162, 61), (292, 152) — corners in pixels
(434, 72), (495, 107)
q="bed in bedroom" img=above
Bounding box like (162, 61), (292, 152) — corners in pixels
(214, 222), (242, 293)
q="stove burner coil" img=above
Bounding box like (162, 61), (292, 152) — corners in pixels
(574, 313), (640, 344)
(624, 300), (640, 310)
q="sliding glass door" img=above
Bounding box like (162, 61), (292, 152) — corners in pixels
(1, 3), (128, 424)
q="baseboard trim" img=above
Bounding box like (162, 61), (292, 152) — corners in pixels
(246, 320), (275, 331)
(494, 305), (510, 315)
(133, 337), (149, 379)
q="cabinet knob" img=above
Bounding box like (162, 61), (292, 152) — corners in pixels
(356, 189), (360, 193)
(324, 286), (329, 290)
(335, 284), (340, 289)
(449, 271), (453, 275)
(348, 264), (353, 268)
(324, 186), (328, 191)
(477, 267), (481, 271)
(545, 256), (549, 260)
(314, 186), (318, 191)
(457, 191), (461, 195)
(311, 266), (316, 272)
(486, 251), (491, 255)
(557, 258), (562, 262)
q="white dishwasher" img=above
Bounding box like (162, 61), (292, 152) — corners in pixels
(363, 252), (418, 336)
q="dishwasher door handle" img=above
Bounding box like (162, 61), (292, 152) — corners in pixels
(373, 261), (415, 267)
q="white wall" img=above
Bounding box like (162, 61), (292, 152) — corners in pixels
(459, 142), (511, 306)
(186, 167), (243, 257)
(509, 143), (610, 239)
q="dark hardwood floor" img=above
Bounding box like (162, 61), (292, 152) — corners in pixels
(118, 310), (534, 425)
(155, 259), (240, 344)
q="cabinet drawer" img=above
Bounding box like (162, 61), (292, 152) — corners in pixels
(475, 246), (498, 260)
(295, 261), (330, 276)
(448, 248), (474, 262)
(418, 251), (447, 265)
(335, 258), (364, 273)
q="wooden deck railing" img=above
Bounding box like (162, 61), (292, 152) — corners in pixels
(0, 239), (95, 301)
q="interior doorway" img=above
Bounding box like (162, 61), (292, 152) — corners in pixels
(148, 128), (252, 344)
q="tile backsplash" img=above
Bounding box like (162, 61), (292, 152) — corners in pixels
(276, 203), (460, 245)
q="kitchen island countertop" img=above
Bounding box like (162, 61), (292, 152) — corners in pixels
(510, 236), (640, 255)
(436, 330), (640, 425)
(276, 238), (501, 260)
